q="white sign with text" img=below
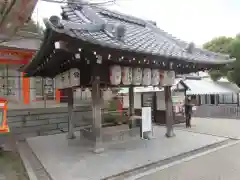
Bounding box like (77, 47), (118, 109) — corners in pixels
(141, 107), (152, 134)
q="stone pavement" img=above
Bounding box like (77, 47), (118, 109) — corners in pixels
(26, 126), (226, 180)
(132, 117), (240, 180)
(174, 117), (240, 139)
(137, 140), (240, 180)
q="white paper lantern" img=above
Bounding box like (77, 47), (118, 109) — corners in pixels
(133, 68), (143, 85)
(70, 68), (80, 87)
(103, 88), (113, 101)
(55, 75), (60, 89)
(122, 67), (132, 85)
(151, 69), (160, 86)
(59, 73), (65, 89)
(142, 68), (151, 86)
(110, 65), (122, 85)
(160, 71), (175, 86)
(63, 71), (70, 88)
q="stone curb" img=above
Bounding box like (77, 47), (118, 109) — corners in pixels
(17, 141), (38, 180)
(17, 141), (52, 180)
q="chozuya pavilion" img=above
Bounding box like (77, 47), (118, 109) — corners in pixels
(21, 1), (234, 152)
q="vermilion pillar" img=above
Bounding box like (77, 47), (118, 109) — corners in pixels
(56, 89), (61, 103)
(22, 72), (30, 104)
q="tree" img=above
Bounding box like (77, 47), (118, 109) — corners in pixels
(18, 19), (44, 38)
(203, 36), (240, 86)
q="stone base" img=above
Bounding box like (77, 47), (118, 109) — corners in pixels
(165, 130), (176, 138)
(66, 133), (76, 139)
(93, 147), (104, 154)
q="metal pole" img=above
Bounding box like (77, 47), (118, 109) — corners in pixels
(66, 88), (76, 139)
(91, 76), (104, 153)
(164, 86), (175, 137)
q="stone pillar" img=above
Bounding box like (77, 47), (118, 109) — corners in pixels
(66, 88), (76, 139)
(91, 76), (104, 153)
(164, 86), (175, 137)
(128, 86), (135, 128)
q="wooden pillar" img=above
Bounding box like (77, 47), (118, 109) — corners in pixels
(237, 93), (239, 106)
(91, 76), (104, 153)
(66, 88), (76, 139)
(128, 86), (135, 129)
(215, 95), (219, 106)
(164, 86), (175, 137)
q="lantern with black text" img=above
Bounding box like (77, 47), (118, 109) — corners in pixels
(122, 67), (132, 85)
(0, 100), (9, 133)
(110, 65), (122, 85)
(133, 68), (142, 85)
(70, 68), (80, 87)
(55, 75), (60, 89)
(142, 68), (151, 86)
(63, 71), (70, 88)
(160, 71), (175, 86)
(59, 73), (65, 89)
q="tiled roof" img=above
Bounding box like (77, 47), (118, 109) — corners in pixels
(47, 4), (234, 64)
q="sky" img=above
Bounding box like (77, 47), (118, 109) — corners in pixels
(32, 0), (240, 45)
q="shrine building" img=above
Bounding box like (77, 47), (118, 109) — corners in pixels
(20, 1), (234, 152)
(0, 36), (60, 105)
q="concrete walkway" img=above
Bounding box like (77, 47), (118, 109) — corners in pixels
(137, 139), (240, 180)
(175, 117), (240, 139)
(26, 126), (226, 180)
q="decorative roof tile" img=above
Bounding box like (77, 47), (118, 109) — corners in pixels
(46, 3), (234, 65)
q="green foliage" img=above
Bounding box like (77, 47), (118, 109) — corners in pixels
(209, 70), (222, 81)
(203, 36), (233, 54)
(203, 35), (240, 86)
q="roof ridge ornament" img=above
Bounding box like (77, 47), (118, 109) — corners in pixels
(185, 42), (195, 53)
(48, 15), (104, 32)
(112, 23), (126, 40)
(49, 16), (64, 29)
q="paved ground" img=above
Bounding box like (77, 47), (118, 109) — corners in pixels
(137, 140), (240, 180)
(26, 126), (226, 180)
(175, 117), (240, 139)
(134, 118), (240, 180)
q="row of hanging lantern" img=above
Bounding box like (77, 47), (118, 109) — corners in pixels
(55, 68), (80, 89)
(54, 66), (175, 89)
(110, 65), (175, 86)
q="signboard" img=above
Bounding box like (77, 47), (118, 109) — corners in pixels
(0, 100), (9, 133)
(141, 107), (152, 138)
